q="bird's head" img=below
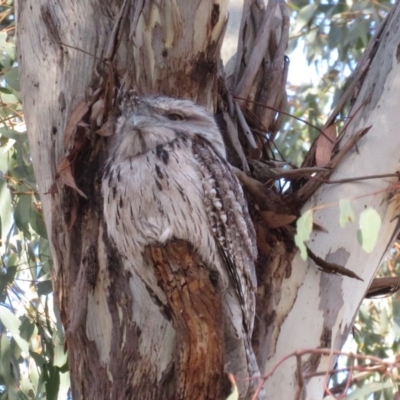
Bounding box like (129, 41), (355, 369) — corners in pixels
(108, 96), (226, 161)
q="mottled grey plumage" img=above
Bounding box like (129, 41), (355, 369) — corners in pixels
(102, 96), (261, 398)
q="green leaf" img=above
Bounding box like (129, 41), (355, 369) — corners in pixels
(19, 317), (35, 343)
(0, 306), (29, 354)
(30, 351), (46, 368)
(28, 354), (40, 394)
(36, 279), (53, 296)
(0, 87), (12, 95)
(4, 67), (20, 93)
(0, 333), (13, 388)
(0, 32), (15, 63)
(339, 199), (355, 228)
(0, 127), (26, 141)
(44, 364), (60, 400)
(295, 4), (318, 32)
(344, 381), (393, 400)
(294, 209), (313, 260)
(29, 207), (48, 239)
(0, 265), (17, 302)
(358, 208), (381, 253)
(14, 195), (32, 236)
(12, 165), (32, 181)
(327, 25), (343, 49)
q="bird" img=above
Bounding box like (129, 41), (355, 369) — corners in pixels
(102, 96), (262, 398)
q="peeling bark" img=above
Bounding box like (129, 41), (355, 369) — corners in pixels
(147, 241), (227, 399)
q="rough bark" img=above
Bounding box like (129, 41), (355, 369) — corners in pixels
(146, 241), (226, 399)
(17, 1), (236, 398)
(16, 0), (400, 399)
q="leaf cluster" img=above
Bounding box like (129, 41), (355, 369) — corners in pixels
(278, 0), (393, 165)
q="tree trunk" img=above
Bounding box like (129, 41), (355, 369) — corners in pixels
(16, 0), (400, 399)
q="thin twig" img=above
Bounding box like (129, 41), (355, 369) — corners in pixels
(223, 110), (250, 173)
(251, 347), (400, 400)
(307, 172), (400, 185)
(233, 95), (334, 143)
(297, 127), (370, 201)
(235, 102), (258, 149)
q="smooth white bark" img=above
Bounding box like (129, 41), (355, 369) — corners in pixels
(264, 6), (400, 397)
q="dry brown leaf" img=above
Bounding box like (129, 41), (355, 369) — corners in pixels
(64, 101), (89, 150)
(57, 157), (87, 199)
(316, 123), (336, 167)
(312, 222), (329, 233)
(307, 246), (363, 281)
(96, 114), (117, 137)
(45, 182), (58, 195)
(255, 222), (272, 256)
(90, 98), (105, 126)
(259, 210), (296, 228)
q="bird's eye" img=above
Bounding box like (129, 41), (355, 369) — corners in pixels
(167, 113), (184, 121)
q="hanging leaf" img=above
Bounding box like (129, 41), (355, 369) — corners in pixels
(63, 101), (89, 149)
(44, 364), (60, 400)
(0, 265), (17, 303)
(0, 127), (26, 142)
(343, 381), (393, 400)
(14, 194), (33, 236)
(316, 123), (336, 167)
(294, 4), (318, 32)
(36, 279), (53, 296)
(0, 332), (17, 396)
(259, 210), (297, 228)
(30, 205), (48, 239)
(4, 67), (20, 93)
(0, 306), (29, 353)
(56, 157), (87, 199)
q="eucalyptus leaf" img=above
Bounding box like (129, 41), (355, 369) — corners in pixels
(0, 266), (16, 302)
(0, 333), (13, 389)
(0, 127), (26, 142)
(29, 207), (48, 239)
(4, 67), (20, 93)
(14, 195), (32, 236)
(36, 280), (53, 296)
(0, 306), (29, 354)
(294, 4), (318, 31)
(19, 317), (35, 343)
(44, 364), (60, 400)
(344, 381), (393, 400)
